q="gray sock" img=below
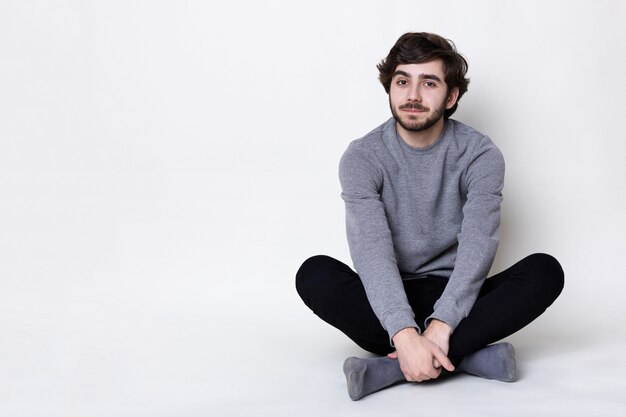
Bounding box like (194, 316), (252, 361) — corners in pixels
(342, 356), (406, 400)
(457, 342), (517, 382)
(342, 342), (517, 400)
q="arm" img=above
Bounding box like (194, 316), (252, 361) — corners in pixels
(426, 140), (506, 331)
(340, 143), (455, 381)
(338, 144), (418, 343)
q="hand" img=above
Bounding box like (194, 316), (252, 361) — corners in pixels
(387, 320), (452, 360)
(422, 319), (452, 368)
(390, 328), (454, 382)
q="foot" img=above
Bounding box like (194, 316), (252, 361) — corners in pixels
(457, 342), (517, 382)
(342, 356), (406, 400)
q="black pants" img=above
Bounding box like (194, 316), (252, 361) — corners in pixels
(295, 253), (564, 365)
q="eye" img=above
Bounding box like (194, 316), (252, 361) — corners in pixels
(424, 81), (437, 88)
(396, 79), (408, 86)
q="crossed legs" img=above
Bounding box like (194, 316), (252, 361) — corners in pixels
(296, 253), (564, 399)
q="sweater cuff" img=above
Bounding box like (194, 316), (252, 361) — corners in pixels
(384, 308), (420, 347)
(425, 304), (464, 332)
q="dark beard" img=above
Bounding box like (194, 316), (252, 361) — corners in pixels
(390, 100), (446, 132)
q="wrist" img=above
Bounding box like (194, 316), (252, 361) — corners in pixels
(427, 319), (452, 336)
(392, 327), (419, 346)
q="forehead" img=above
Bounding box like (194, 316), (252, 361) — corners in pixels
(393, 60), (446, 79)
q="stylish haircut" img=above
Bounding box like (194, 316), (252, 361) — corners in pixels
(377, 32), (470, 118)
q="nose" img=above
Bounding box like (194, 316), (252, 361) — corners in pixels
(407, 84), (421, 102)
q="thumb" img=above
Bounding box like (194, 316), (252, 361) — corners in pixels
(387, 351), (398, 359)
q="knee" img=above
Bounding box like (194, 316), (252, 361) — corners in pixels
(526, 253), (565, 301)
(295, 255), (334, 305)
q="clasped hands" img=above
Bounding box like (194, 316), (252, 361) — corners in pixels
(389, 319), (455, 382)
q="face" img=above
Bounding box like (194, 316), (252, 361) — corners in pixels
(389, 60), (458, 133)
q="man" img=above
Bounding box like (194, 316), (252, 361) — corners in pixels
(295, 32), (564, 400)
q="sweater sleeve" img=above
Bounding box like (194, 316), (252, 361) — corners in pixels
(339, 143), (418, 344)
(426, 139), (505, 331)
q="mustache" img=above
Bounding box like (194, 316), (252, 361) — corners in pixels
(399, 102), (429, 111)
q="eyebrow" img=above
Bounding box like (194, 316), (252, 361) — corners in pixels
(392, 70), (443, 83)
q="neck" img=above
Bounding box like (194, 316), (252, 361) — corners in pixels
(396, 117), (446, 149)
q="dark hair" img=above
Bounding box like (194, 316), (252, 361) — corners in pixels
(377, 32), (470, 118)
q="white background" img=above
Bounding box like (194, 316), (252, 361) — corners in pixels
(1, 1), (625, 416)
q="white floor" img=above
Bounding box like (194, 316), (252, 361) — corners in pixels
(3, 288), (624, 417)
(213, 306), (626, 417)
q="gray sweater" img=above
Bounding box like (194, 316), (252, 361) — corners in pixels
(339, 118), (505, 344)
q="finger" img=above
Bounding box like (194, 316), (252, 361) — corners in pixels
(433, 358), (441, 368)
(424, 370), (435, 380)
(433, 349), (455, 372)
(399, 366), (412, 382)
(387, 351), (398, 359)
(428, 364), (443, 380)
(404, 370), (422, 383)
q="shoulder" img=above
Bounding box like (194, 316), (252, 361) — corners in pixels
(341, 118), (394, 166)
(339, 119), (394, 184)
(447, 120), (504, 191)
(448, 120), (499, 150)
(345, 118), (393, 152)
(448, 119), (504, 167)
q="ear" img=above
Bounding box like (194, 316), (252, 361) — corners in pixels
(446, 87), (460, 110)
